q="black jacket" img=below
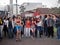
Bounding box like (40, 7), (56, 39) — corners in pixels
(8, 21), (13, 28)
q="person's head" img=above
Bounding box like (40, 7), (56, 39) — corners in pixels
(47, 15), (51, 19)
(4, 16), (8, 20)
(53, 15), (56, 18)
(31, 17), (34, 21)
(44, 15), (47, 18)
(27, 17), (30, 20)
(17, 15), (21, 19)
(9, 17), (12, 21)
(13, 17), (16, 21)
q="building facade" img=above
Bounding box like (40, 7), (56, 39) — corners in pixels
(5, 4), (20, 16)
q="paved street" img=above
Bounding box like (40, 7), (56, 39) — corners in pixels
(0, 37), (60, 45)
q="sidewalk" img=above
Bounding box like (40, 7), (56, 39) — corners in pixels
(0, 37), (60, 45)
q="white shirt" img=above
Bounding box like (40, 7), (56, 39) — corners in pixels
(12, 20), (16, 28)
(37, 21), (43, 26)
(4, 20), (8, 27)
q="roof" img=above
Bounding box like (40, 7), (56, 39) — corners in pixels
(22, 8), (60, 15)
(24, 8), (51, 14)
(35, 8), (50, 14)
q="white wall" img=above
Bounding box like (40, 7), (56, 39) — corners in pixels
(0, 5), (5, 11)
(22, 3), (45, 11)
(12, 5), (20, 15)
(25, 13), (33, 17)
(5, 4), (20, 16)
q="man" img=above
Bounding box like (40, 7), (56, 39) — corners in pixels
(44, 15), (48, 36)
(55, 16), (60, 40)
(47, 15), (54, 38)
(36, 18), (43, 38)
(8, 17), (14, 38)
(0, 16), (3, 41)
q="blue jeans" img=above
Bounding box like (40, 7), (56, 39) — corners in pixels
(44, 27), (48, 36)
(57, 27), (60, 39)
(37, 26), (43, 37)
(8, 28), (14, 38)
(37, 26), (43, 31)
(0, 25), (3, 39)
(21, 26), (24, 34)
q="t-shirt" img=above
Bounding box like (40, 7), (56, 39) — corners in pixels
(26, 20), (31, 28)
(37, 21), (43, 26)
(4, 20), (8, 27)
(56, 18), (60, 27)
(47, 18), (54, 27)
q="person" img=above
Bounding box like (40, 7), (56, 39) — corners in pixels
(30, 18), (36, 40)
(0, 16), (3, 41)
(36, 18), (43, 38)
(24, 17), (31, 37)
(44, 15), (48, 36)
(55, 16), (60, 40)
(52, 15), (57, 27)
(35, 18), (37, 38)
(15, 16), (22, 41)
(21, 18), (24, 38)
(46, 15), (54, 38)
(13, 17), (17, 35)
(8, 17), (14, 38)
(3, 16), (8, 37)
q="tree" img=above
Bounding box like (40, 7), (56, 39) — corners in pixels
(20, 6), (25, 13)
(49, 7), (60, 14)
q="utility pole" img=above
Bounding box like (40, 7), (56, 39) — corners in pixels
(16, 0), (18, 15)
(58, 0), (60, 7)
(10, 0), (13, 17)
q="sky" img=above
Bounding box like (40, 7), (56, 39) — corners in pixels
(0, 0), (59, 8)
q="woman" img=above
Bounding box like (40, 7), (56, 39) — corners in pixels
(15, 16), (22, 41)
(3, 16), (8, 37)
(30, 18), (36, 40)
(25, 17), (31, 37)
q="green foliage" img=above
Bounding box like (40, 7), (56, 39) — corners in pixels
(50, 7), (60, 14)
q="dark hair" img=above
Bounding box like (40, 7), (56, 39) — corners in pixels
(40, 16), (42, 19)
(44, 15), (47, 18)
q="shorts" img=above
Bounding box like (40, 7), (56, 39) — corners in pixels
(31, 28), (35, 30)
(16, 25), (21, 31)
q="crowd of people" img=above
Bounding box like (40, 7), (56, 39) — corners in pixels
(0, 14), (60, 42)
